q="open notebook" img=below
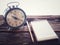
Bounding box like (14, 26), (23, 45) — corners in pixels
(31, 20), (58, 41)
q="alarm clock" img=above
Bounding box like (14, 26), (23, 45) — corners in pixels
(5, 2), (26, 29)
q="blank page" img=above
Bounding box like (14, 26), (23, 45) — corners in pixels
(31, 20), (58, 41)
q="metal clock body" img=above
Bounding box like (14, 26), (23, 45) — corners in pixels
(5, 8), (26, 28)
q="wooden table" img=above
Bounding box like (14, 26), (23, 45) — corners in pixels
(0, 15), (60, 45)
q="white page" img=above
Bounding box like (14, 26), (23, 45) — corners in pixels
(31, 20), (58, 41)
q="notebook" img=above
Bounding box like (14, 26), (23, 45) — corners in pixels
(31, 20), (58, 41)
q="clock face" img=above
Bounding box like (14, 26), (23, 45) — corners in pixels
(5, 8), (26, 28)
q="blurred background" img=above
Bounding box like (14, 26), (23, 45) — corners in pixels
(0, 0), (60, 16)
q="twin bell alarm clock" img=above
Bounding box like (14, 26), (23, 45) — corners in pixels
(4, 2), (26, 30)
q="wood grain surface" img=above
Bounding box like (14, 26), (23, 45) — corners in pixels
(0, 15), (60, 45)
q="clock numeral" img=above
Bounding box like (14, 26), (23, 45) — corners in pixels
(10, 11), (13, 13)
(14, 10), (16, 12)
(8, 21), (11, 24)
(12, 24), (14, 26)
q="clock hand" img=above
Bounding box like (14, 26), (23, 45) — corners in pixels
(12, 16), (23, 21)
(12, 16), (19, 20)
